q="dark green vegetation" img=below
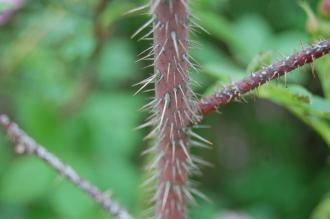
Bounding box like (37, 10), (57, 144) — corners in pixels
(0, 0), (329, 219)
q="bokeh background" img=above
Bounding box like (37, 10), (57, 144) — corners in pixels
(0, 0), (330, 219)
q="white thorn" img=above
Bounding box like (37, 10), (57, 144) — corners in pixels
(189, 131), (213, 145)
(131, 18), (154, 39)
(171, 31), (180, 59)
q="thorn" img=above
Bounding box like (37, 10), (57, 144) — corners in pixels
(141, 145), (156, 156)
(166, 62), (171, 82)
(173, 88), (178, 108)
(190, 140), (212, 149)
(159, 93), (171, 127)
(131, 18), (154, 39)
(135, 120), (154, 130)
(142, 173), (157, 187)
(179, 140), (192, 163)
(190, 188), (212, 203)
(162, 182), (171, 210)
(183, 186), (197, 205)
(174, 185), (183, 202)
(149, 152), (164, 170)
(154, 39), (168, 63)
(192, 156), (213, 167)
(139, 21), (160, 41)
(189, 131), (213, 145)
(150, 0), (161, 12)
(124, 4), (149, 15)
(171, 31), (180, 59)
(190, 18), (210, 35)
(133, 73), (157, 95)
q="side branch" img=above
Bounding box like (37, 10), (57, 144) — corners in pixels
(0, 114), (134, 219)
(198, 39), (330, 115)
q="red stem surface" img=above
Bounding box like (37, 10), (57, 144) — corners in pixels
(153, 1), (194, 219)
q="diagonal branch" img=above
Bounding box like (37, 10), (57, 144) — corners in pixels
(0, 114), (134, 219)
(198, 39), (330, 115)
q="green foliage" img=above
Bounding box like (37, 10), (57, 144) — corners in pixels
(312, 193), (330, 219)
(0, 0), (329, 219)
(0, 157), (55, 203)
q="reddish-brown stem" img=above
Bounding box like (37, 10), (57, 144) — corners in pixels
(198, 39), (330, 115)
(152, 1), (196, 219)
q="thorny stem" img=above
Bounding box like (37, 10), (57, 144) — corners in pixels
(0, 114), (134, 219)
(198, 39), (330, 115)
(150, 0), (199, 219)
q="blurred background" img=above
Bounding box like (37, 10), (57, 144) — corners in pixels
(0, 0), (330, 219)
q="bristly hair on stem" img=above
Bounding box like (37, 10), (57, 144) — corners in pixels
(133, 0), (207, 219)
(198, 39), (330, 115)
(151, 1), (200, 219)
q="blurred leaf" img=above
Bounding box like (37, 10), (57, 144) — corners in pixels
(190, 201), (218, 219)
(13, 47), (70, 103)
(0, 134), (10, 175)
(246, 51), (272, 73)
(99, 0), (133, 27)
(0, 157), (55, 203)
(225, 162), (306, 212)
(311, 193), (330, 219)
(51, 181), (94, 219)
(258, 85), (330, 146)
(196, 10), (245, 55)
(60, 28), (95, 62)
(95, 156), (139, 208)
(231, 15), (272, 63)
(98, 38), (137, 84)
(14, 96), (65, 150)
(315, 55), (330, 99)
(81, 92), (142, 157)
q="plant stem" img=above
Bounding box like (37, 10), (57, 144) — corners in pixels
(0, 114), (133, 219)
(151, 0), (198, 218)
(198, 39), (330, 115)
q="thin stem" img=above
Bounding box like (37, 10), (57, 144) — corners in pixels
(0, 114), (134, 219)
(198, 39), (330, 115)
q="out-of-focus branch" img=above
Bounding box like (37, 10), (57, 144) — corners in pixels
(60, 0), (111, 116)
(198, 39), (330, 115)
(0, 114), (134, 219)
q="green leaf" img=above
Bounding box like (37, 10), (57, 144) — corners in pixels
(60, 29), (95, 62)
(81, 92), (143, 157)
(316, 55), (330, 99)
(246, 51), (272, 73)
(0, 157), (55, 203)
(231, 15), (272, 63)
(195, 11), (245, 55)
(99, 1), (133, 27)
(311, 193), (330, 219)
(50, 181), (94, 219)
(98, 39), (137, 84)
(257, 84), (330, 146)
(95, 156), (139, 208)
(204, 65), (330, 146)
